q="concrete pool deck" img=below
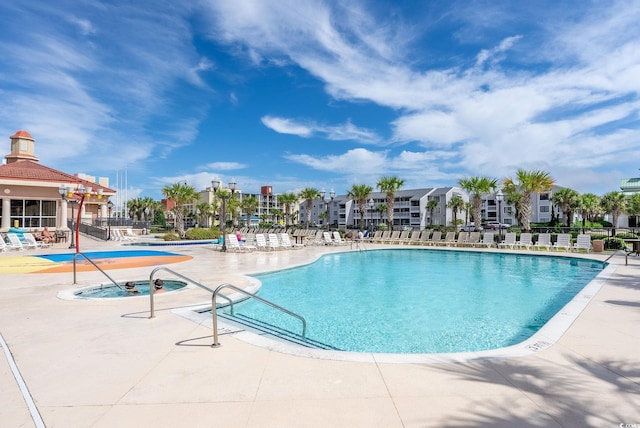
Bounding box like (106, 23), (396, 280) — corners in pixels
(1, 237), (638, 427)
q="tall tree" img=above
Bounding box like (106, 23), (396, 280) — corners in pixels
(447, 195), (465, 228)
(464, 201), (473, 226)
(503, 169), (554, 232)
(196, 202), (213, 227)
(601, 191), (627, 234)
(240, 195), (259, 227)
(458, 176), (498, 231)
(278, 192), (299, 226)
(377, 176), (405, 229)
(298, 188), (320, 228)
(426, 199), (439, 226)
(347, 184), (373, 230)
(551, 188), (581, 227)
(627, 193), (640, 228)
(161, 182), (199, 238)
(579, 193), (601, 227)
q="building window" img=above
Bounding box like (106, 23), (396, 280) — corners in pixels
(540, 193), (549, 200)
(540, 206), (550, 213)
(10, 199), (57, 228)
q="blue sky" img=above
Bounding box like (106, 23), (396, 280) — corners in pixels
(1, 0), (639, 200)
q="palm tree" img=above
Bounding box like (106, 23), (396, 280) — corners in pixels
(240, 196), (259, 227)
(196, 202), (213, 227)
(551, 188), (581, 227)
(226, 194), (241, 228)
(426, 199), (439, 226)
(579, 193), (601, 227)
(161, 182), (199, 238)
(126, 198), (143, 220)
(447, 195), (465, 229)
(298, 187), (320, 228)
(458, 176), (498, 231)
(601, 191), (627, 234)
(377, 176), (405, 230)
(278, 192), (298, 226)
(464, 201), (473, 226)
(627, 193), (640, 228)
(347, 184), (373, 230)
(374, 203), (387, 228)
(503, 169), (554, 232)
(270, 208), (283, 226)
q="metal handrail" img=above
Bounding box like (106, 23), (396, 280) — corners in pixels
(212, 283), (306, 347)
(148, 267), (306, 348)
(72, 252), (123, 289)
(148, 266), (232, 320)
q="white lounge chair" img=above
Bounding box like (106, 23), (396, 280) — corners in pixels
(572, 234), (591, 253)
(332, 231), (347, 245)
(255, 233), (269, 250)
(498, 232), (517, 249)
(426, 231), (442, 246)
(514, 233), (532, 250)
(533, 233), (551, 251)
(0, 235), (11, 252)
(475, 232), (495, 248)
(226, 234), (256, 252)
(267, 233), (282, 250)
(406, 231), (422, 245)
(280, 233), (303, 249)
(6, 233), (26, 250)
(463, 232), (480, 247)
(437, 232), (456, 246)
(553, 234), (572, 251)
(24, 233), (52, 249)
(453, 232), (468, 246)
(125, 228), (138, 240)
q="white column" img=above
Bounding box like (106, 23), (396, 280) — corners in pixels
(100, 203), (107, 219)
(1, 198), (11, 229)
(59, 199), (68, 229)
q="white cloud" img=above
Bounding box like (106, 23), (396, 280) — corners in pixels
(262, 115), (381, 143)
(202, 162), (247, 170)
(261, 116), (313, 137)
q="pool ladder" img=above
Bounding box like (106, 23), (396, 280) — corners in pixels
(148, 267), (307, 348)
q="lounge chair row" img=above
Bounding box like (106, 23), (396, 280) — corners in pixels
(221, 233), (305, 252)
(1, 232), (53, 251)
(365, 230), (594, 252)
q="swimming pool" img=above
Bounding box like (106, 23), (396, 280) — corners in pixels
(217, 249), (604, 354)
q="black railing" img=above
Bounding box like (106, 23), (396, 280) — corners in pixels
(93, 217), (150, 229)
(68, 220), (108, 241)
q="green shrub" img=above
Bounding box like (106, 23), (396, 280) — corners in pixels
(185, 227), (220, 240)
(589, 234), (608, 240)
(162, 232), (181, 241)
(615, 232), (638, 239)
(604, 237), (626, 250)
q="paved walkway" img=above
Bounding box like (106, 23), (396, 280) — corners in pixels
(1, 237), (638, 427)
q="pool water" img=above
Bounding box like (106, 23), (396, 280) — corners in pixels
(74, 279), (187, 298)
(219, 249), (603, 354)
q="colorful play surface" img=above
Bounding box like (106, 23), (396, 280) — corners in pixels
(0, 250), (192, 274)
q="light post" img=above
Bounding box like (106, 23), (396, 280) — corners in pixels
(107, 200), (114, 240)
(212, 177), (237, 252)
(496, 189), (504, 243)
(319, 188), (335, 230)
(368, 198), (374, 232)
(59, 184), (85, 250)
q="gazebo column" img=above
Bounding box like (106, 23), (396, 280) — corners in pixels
(1, 198), (10, 229)
(59, 199), (68, 229)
